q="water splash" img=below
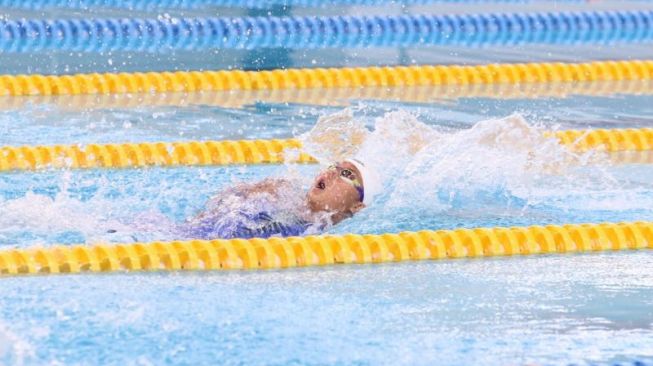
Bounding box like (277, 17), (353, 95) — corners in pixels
(0, 322), (35, 366)
(300, 109), (614, 210)
(300, 109), (653, 234)
(0, 108), (651, 244)
(179, 176), (326, 240)
(383, 113), (613, 209)
(0, 173), (132, 246)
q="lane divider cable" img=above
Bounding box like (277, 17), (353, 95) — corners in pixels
(0, 221), (650, 276)
(0, 127), (651, 171)
(1, 60), (653, 97)
(1, 10), (652, 52)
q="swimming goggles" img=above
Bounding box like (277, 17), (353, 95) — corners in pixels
(328, 164), (364, 202)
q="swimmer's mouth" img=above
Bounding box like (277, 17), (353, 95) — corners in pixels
(316, 179), (326, 190)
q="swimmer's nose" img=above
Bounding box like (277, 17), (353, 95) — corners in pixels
(314, 168), (338, 189)
(325, 168), (338, 179)
(316, 169), (335, 182)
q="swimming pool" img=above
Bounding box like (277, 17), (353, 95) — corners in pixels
(2, 1), (653, 365)
(2, 92), (653, 364)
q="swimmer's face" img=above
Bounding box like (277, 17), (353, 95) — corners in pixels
(307, 161), (365, 217)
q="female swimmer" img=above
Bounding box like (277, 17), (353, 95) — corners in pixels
(180, 158), (382, 240)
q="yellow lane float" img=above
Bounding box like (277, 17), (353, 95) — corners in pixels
(0, 221), (650, 276)
(1, 60), (652, 97)
(0, 128), (651, 171)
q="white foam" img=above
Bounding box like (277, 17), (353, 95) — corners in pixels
(0, 109), (648, 245)
(0, 173), (141, 245)
(301, 110), (628, 214)
(0, 322), (35, 366)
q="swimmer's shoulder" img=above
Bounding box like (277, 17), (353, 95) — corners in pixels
(238, 178), (294, 196)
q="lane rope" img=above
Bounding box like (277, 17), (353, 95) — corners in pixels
(2, 80), (652, 110)
(2, 10), (652, 52)
(2, 60), (653, 97)
(0, 221), (650, 276)
(0, 128), (651, 171)
(0, 139), (313, 171)
(0, 0), (587, 10)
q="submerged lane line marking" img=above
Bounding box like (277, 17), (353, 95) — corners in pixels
(0, 128), (651, 171)
(1, 60), (652, 97)
(1, 221), (651, 276)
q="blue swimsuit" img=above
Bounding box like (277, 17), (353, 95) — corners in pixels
(184, 210), (311, 240)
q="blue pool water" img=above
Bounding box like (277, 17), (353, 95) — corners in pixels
(1, 92), (653, 364)
(3, 1), (653, 365)
(1, 97), (653, 245)
(1, 253), (653, 365)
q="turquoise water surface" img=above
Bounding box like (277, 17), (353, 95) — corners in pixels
(2, 0), (653, 364)
(0, 94), (653, 364)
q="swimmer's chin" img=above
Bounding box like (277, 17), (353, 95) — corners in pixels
(305, 199), (361, 226)
(306, 195), (337, 214)
(306, 198), (326, 214)
(305, 191), (323, 212)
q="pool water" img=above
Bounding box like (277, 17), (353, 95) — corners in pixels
(1, 97), (653, 244)
(1, 253), (653, 365)
(3, 0), (653, 364)
(1, 92), (653, 364)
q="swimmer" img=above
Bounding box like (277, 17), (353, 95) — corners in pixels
(181, 158), (382, 240)
(120, 110), (548, 242)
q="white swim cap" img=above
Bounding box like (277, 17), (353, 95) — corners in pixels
(345, 158), (382, 206)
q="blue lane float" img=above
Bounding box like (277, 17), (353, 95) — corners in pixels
(0, 0), (580, 10)
(1, 10), (652, 53)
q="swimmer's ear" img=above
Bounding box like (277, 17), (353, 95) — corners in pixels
(350, 202), (365, 214)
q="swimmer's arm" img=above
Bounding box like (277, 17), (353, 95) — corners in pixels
(192, 179), (291, 222)
(232, 178), (292, 196)
(206, 178), (291, 204)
